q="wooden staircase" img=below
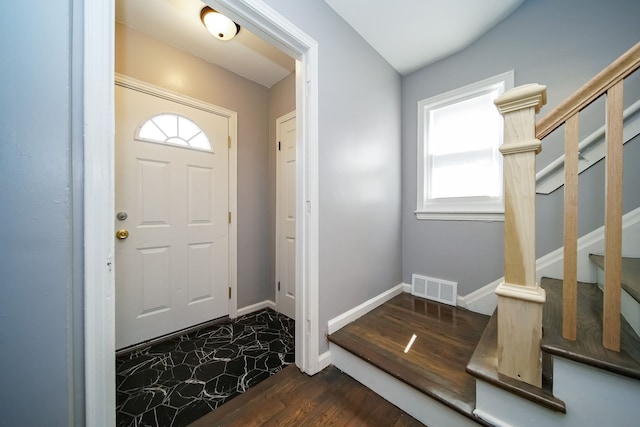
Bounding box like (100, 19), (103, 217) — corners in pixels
(469, 274), (640, 426)
(328, 255), (640, 426)
(539, 276), (640, 380)
(328, 293), (490, 426)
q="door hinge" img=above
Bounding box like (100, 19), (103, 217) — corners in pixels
(277, 281), (281, 291)
(228, 287), (231, 299)
(228, 211), (231, 224)
(278, 141), (281, 151)
(228, 136), (231, 149)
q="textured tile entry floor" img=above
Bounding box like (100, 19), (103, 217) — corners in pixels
(116, 309), (295, 427)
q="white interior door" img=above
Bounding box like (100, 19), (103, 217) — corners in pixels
(115, 84), (230, 349)
(276, 111), (296, 319)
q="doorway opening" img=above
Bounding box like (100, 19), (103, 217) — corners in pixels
(83, 1), (319, 425)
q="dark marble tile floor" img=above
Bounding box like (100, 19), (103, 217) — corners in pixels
(116, 309), (295, 427)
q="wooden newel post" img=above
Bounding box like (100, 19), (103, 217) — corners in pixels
(494, 84), (547, 387)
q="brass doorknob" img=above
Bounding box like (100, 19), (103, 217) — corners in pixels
(116, 229), (129, 240)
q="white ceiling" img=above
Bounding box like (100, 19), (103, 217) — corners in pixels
(115, 0), (296, 88)
(324, 0), (526, 75)
(116, 0), (525, 88)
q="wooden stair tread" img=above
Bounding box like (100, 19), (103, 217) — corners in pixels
(328, 293), (490, 424)
(540, 277), (640, 379)
(589, 254), (640, 303)
(466, 310), (567, 413)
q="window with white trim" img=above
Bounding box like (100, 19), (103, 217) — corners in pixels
(416, 71), (514, 221)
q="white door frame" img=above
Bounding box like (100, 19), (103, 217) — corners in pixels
(83, 1), (319, 426)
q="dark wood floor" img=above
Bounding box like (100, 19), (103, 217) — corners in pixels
(328, 293), (489, 421)
(188, 364), (425, 427)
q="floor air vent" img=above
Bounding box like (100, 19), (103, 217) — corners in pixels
(411, 274), (457, 306)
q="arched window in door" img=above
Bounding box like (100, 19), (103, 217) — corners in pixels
(136, 113), (212, 151)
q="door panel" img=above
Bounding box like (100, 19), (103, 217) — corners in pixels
(187, 166), (214, 224)
(139, 246), (171, 316)
(276, 112), (296, 319)
(115, 84), (229, 349)
(186, 242), (215, 304)
(138, 159), (170, 225)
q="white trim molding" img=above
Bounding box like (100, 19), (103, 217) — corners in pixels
(327, 283), (405, 335)
(237, 300), (277, 317)
(318, 351), (332, 371)
(458, 278), (501, 315)
(208, 0), (320, 375)
(415, 211), (505, 222)
(84, 0), (115, 425)
(326, 282), (472, 332)
(536, 99), (640, 194)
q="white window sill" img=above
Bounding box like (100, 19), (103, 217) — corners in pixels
(415, 210), (504, 222)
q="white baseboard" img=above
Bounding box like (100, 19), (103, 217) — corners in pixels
(535, 206), (640, 284)
(318, 350), (332, 371)
(460, 207), (640, 316)
(327, 283), (405, 335)
(596, 261), (640, 336)
(237, 300), (276, 317)
(458, 279), (501, 315)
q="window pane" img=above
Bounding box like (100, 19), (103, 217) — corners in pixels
(429, 92), (500, 155)
(426, 89), (502, 200)
(188, 133), (211, 150)
(178, 116), (201, 141)
(139, 120), (167, 142)
(136, 113), (212, 151)
(430, 155), (499, 199)
(152, 114), (178, 138)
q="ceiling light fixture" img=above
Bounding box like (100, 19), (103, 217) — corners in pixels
(200, 6), (240, 41)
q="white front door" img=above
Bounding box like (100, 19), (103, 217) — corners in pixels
(276, 111), (296, 319)
(115, 84), (230, 349)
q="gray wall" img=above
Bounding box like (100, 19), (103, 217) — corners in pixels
(267, 73), (296, 300)
(116, 23), (276, 308)
(402, 0), (640, 295)
(264, 0), (403, 351)
(0, 0), (83, 425)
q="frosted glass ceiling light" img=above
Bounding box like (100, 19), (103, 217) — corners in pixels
(200, 6), (240, 41)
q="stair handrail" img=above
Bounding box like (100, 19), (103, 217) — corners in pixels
(537, 42), (640, 351)
(536, 42), (640, 140)
(494, 42), (640, 387)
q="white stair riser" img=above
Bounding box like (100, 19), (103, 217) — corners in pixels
(330, 344), (478, 427)
(475, 357), (640, 427)
(595, 267), (640, 336)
